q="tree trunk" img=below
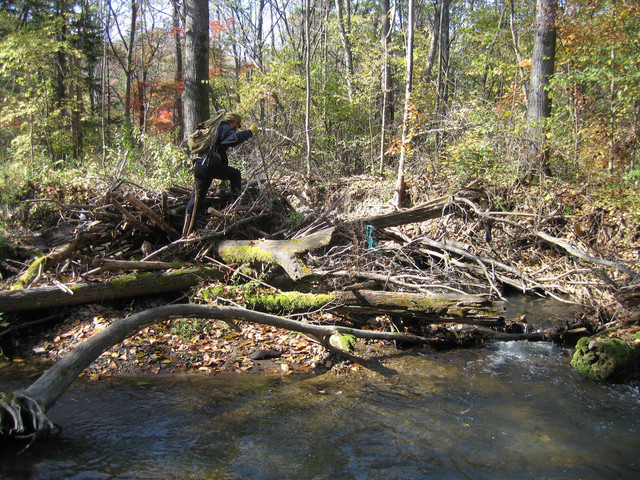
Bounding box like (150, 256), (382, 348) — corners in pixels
(124, 1), (138, 126)
(435, 0), (450, 153)
(184, 0), (210, 137)
(509, 0), (528, 103)
(524, 0), (557, 175)
(380, 0), (394, 126)
(172, 0), (184, 141)
(0, 267), (224, 314)
(304, 0), (312, 175)
(335, 0), (354, 100)
(394, 0), (414, 209)
(353, 190), (483, 230)
(379, 0), (393, 174)
(423, 0), (439, 82)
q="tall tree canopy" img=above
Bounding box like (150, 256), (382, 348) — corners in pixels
(0, 0), (637, 188)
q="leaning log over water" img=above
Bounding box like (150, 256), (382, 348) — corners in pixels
(0, 304), (431, 449)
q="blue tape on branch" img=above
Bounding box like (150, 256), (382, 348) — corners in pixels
(365, 224), (376, 249)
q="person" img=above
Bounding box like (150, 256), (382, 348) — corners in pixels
(185, 112), (258, 218)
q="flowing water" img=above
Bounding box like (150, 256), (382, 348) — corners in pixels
(1, 298), (639, 479)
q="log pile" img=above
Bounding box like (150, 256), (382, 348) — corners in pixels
(1, 176), (638, 338)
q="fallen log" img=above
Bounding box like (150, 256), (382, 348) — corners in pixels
(347, 191), (484, 231)
(616, 284), (640, 309)
(217, 227), (336, 280)
(246, 289), (506, 326)
(91, 259), (186, 271)
(10, 233), (97, 290)
(0, 267), (223, 313)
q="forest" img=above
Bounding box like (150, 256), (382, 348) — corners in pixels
(0, 0), (639, 452)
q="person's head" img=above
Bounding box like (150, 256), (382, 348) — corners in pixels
(224, 112), (243, 130)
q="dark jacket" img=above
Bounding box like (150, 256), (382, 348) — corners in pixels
(198, 121), (253, 167)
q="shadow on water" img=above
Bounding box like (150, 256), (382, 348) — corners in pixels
(1, 296), (638, 479)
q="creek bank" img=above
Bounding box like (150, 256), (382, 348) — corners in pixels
(1, 175), (639, 386)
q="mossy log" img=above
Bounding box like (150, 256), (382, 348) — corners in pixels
(246, 289), (505, 326)
(0, 267), (223, 313)
(10, 233), (96, 291)
(217, 227), (335, 280)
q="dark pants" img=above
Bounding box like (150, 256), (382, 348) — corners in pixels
(186, 162), (242, 215)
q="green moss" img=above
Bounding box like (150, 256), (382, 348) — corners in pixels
(109, 272), (154, 291)
(329, 332), (356, 352)
(10, 255), (46, 290)
(388, 294), (455, 314)
(248, 291), (333, 312)
(2, 392), (15, 403)
(220, 245), (275, 265)
(571, 336), (631, 381)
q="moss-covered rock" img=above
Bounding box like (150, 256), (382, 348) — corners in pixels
(570, 336), (632, 381)
(329, 332), (356, 352)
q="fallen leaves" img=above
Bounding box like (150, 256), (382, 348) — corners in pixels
(24, 301), (329, 378)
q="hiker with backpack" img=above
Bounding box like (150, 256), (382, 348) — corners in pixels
(185, 112), (258, 222)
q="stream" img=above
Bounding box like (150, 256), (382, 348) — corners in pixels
(1, 297), (639, 479)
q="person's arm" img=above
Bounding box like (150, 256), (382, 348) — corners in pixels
(219, 123), (253, 149)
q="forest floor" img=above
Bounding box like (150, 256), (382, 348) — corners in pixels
(2, 174), (639, 380)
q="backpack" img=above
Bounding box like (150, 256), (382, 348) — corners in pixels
(187, 110), (225, 156)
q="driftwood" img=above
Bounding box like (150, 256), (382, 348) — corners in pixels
(456, 196), (639, 281)
(123, 192), (180, 239)
(0, 267), (223, 313)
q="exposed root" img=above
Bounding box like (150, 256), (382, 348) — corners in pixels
(0, 391), (61, 452)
